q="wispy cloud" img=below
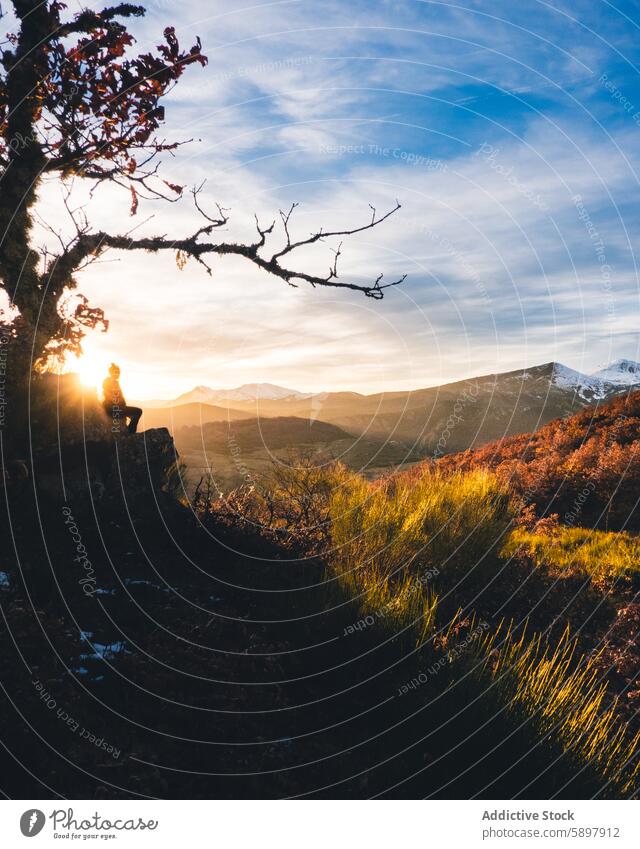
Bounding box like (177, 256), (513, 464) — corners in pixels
(38, 0), (640, 396)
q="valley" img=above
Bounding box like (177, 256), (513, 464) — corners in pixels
(134, 359), (640, 488)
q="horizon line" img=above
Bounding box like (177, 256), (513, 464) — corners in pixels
(126, 358), (638, 403)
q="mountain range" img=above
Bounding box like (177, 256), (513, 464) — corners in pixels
(142, 359), (640, 410)
(133, 360), (640, 487)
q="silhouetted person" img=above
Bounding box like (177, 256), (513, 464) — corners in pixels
(102, 363), (142, 435)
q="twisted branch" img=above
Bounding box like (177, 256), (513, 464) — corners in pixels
(54, 190), (407, 299)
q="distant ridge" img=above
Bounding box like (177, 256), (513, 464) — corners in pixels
(136, 360), (640, 457)
(139, 360), (640, 408)
(140, 402), (254, 431)
(150, 382), (313, 408)
(173, 383), (310, 405)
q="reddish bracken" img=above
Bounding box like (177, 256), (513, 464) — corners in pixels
(432, 391), (640, 531)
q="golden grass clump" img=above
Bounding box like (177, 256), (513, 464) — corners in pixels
(328, 466), (515, 639)
(504, 525), (640, 585)
(475, 625), (640, 794)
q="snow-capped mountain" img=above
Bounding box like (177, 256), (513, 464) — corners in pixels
(173, 382), (312, 405)
(139, 360), (640, 418)
(591, 359), (640, 387)
(550, 363), (610, 401)
(138, 359), (640, 450)
(546, 361), (640, 401)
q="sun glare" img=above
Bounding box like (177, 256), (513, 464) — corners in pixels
(73, 353), (143, 400)
(75, 353), (108, 394)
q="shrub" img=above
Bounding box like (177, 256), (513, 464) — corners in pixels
(192, 455), (357, 552)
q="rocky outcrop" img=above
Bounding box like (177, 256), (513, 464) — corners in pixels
(114, 427), (179, 496)
(24, 374), (178, 502)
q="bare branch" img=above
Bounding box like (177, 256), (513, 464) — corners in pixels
(189, 182), (230, 241)
(277, 202), (299, 254)
(269, 199), (402, 268)
(62, 200), (406, 299)
(328, 241), (342, 281)
(253, 214), (276, 249)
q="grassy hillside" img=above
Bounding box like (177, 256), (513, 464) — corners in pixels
(189, 455), (640, 796)
(435, 389), (640, 530)
(505, 525), (640, 585)
(4, 387), (640, 798)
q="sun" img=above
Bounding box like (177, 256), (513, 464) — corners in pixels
(75, 352), (108, 394)
(73, 352), (143, 400)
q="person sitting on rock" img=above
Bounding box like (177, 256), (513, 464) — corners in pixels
(102, 363), (142, 435)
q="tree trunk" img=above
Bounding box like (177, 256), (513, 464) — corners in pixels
(0, 1), (54, 455)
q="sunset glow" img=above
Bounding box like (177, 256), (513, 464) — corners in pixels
(72, 346), (140, 401)
(75, 352), (107, 393)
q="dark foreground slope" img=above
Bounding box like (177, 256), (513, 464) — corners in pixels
(0, 466), (635, 799)
(1, 377), (637, 798)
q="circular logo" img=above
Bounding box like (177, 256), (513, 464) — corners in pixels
(20, 809), (45, 837)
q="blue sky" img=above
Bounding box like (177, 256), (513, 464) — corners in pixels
(47, 0), (640, 397)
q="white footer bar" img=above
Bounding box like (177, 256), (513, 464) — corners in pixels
(0, 800), (638, 848)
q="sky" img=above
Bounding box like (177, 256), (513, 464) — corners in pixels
(34, 0), (640, 398)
